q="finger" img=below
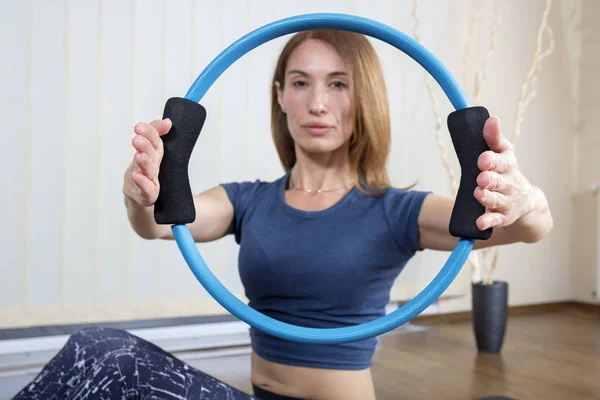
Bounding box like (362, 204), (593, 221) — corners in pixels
(149, 119), (170, 160)
(477, 212), (507, 231)
(478, 150), (513, 173)
(483, 116), (512, 153)
(474, 187), (507, 210)
(134, 151), (156, 179)
(134, 122), (162, 150)
(131, 171), (156, 201)
(132, 135), (157, 162)
(150, 118), (172, 137)
(477, 170), (509, 193)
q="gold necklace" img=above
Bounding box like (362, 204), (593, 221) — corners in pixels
(289, 176), (353, 194)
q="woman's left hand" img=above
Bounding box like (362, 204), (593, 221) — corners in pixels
(474, 117), (536, 231)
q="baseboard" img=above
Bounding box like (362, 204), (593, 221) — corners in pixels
(0, 320), (251, 372)
(413, 300), (600, 324)
(566, 300), (600, 314)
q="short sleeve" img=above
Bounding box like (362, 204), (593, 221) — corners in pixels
(220, 180), (264, 244)
(382, 188), (432, 257)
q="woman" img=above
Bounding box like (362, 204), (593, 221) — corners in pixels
(13, 30), (553, 400)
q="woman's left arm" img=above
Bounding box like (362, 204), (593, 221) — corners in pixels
(417, 116), (554, 251)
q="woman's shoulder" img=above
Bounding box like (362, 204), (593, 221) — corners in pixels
(220, 174), (286, 206)
(355, 182), (431, 201)
(221, 174), (284, 192)
(379, 185), (432, 205)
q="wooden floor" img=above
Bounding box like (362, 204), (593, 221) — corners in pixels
(371, 306), (600, 400)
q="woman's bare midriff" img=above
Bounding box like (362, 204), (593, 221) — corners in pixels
(251, 351), (376, 400)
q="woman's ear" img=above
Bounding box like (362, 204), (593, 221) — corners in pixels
(275, 81), (285, 113)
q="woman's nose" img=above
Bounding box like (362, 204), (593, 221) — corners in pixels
(308, 88), (327, 115)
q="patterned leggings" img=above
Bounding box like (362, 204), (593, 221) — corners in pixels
(12, 326), (259, 400)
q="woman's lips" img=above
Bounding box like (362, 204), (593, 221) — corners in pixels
(303, 123), (332, 136)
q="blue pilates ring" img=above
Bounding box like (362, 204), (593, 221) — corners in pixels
(156, 13), (493, 344)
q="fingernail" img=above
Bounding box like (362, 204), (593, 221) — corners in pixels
(494, 116), (501, 124)
(478, 218), (487, 230)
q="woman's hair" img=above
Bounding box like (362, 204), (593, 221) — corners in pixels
(271, 30), (397, 196)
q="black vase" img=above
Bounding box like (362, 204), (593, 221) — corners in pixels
(472, 281), (508, 353)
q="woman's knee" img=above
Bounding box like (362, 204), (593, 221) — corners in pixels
(66, 327), (136, 354)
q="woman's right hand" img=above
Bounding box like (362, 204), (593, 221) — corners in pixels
(123, 118), (172, 208)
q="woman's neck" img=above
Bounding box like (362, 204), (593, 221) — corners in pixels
(289, 148), (353, 193)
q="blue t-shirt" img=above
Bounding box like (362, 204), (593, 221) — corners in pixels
(221, 172), (430, 370)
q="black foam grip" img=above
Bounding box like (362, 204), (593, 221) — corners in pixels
(154, 97), (206, 225)
(447, 106), (492, 240)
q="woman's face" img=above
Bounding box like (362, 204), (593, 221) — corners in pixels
(276, 39), (354, 156)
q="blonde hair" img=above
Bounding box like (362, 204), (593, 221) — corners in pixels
(270, 30), (396, 196)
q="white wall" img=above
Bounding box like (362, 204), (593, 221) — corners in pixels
(0, 0), (591, 329)
(570, 0), (600, 304)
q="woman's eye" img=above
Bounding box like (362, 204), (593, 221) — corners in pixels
(292, 81), (307, 87)
(330, 81), (346, 89)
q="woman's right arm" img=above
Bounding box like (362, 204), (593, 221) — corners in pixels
(123, 118), (233, 242)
